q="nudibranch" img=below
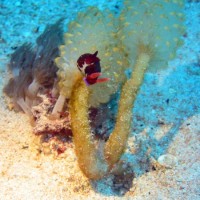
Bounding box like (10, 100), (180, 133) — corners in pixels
(77, 51), (109, 85)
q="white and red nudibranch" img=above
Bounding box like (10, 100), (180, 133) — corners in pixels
(77, 51), (109, 85)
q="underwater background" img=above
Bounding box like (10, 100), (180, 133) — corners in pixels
(0, 0), (199, 199)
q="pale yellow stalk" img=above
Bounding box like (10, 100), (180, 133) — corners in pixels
(70, 48), (150, 179)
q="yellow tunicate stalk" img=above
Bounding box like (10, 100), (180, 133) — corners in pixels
(70, 45), (151, 179)
(70, 77), (109, 180)
(104, 48), (150, 167)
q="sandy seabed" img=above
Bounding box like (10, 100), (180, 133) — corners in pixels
(0, 0), (199, 199)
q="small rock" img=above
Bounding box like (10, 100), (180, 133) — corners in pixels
(157, 154), (178, 168)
